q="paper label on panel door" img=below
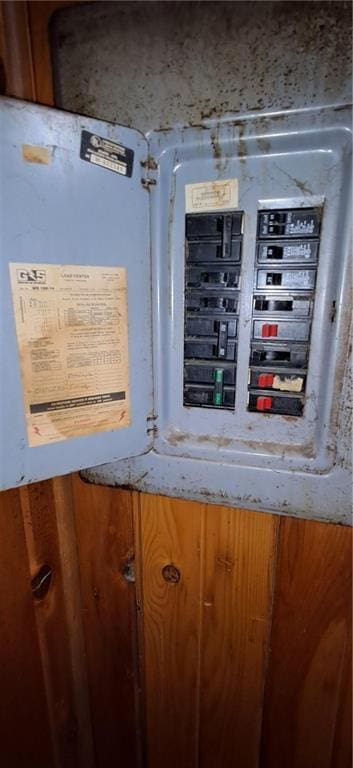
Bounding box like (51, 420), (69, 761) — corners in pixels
(185, 179), (238, 212)
(9, 263), (130, 446)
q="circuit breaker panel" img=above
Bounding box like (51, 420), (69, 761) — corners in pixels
(95, 101), (351, 524)
(183, 212), (243, 409)
(1, 97), (351, 523)
(248, 208), (321, 416)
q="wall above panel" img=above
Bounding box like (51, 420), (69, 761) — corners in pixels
(51, 1), (352, 133)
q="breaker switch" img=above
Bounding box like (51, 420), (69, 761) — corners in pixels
(256, 396), (273, 411)
(261, 323), (278, 338)
(222, 214), (233, 259)
(257, 209), (321, 238)
(217, 321), (228, 357)
(213, 369), (224, 405)
(258, 373), (274, 388)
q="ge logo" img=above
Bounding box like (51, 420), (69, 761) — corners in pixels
(90, 135), (101, 148)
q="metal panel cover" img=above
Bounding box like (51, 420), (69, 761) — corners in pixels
(87, 104), (352, 524)
(0, 98), (153, 489)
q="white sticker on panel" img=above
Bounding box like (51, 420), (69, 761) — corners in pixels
(9, 263), (130, 446)
(185, 179), (238, 213)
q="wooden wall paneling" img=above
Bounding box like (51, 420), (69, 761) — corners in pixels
(331, 622), (352, 768)
(132, 490), (148, 768)
(199, 506), (279, 768)
(72, 474), (142, 768)
(0, 1), (36, 99)
(139, 494), (204, 768)
(0, 487), (54, 767)
(28, 0), (87, 106)
(261, 517), (352, 768)
(20, 478), (94, 768)
(51, 476), (95, 767)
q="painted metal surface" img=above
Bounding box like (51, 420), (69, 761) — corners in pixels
(51, 1), (352, 133)
(86, 452), (351, 525)
(86, 104), (352, 524)
(0, 98), (153, 489)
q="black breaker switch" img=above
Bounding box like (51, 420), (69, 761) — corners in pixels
(217, 321), (228, 357)
(257, 208), (321, 238)
(184, 211), (243, 409)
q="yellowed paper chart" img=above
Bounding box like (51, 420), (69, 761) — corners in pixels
(9, 263), (130, 446)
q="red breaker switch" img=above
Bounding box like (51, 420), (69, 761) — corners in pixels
(256, 396), (273, 411)
(258, 373), (274, 388)
(261, 323), (278, 338)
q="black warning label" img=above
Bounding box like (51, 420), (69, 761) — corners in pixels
(29, 391), (126, 414)
(80, 130), (134, 177)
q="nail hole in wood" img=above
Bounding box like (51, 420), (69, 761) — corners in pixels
(31, 564), (53, 600)
(122, 560), (136, 583)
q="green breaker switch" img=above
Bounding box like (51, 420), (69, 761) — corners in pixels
(213, 368), (224, 405)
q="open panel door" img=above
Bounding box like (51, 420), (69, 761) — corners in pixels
(0, 98), (153, 489)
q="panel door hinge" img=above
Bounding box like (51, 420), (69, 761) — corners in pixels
(146, 411), (158, 437)
(141, 177), (157, 190)
(141, 155), (158, 189)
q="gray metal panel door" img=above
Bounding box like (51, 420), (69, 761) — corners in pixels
(0, 98), (152, 489)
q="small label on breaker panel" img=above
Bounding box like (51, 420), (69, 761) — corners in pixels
(80, 130), (134, 177)
(185, 179), (238, 213)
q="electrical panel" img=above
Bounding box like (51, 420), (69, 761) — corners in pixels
(248, 208), (321, 416)
(1, 97), (351, 524)
(183, 212), (243, 410)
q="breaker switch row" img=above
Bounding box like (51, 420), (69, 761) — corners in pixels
(256, 268), (316, 290)
(248, 369), (306, 392)
(248, 392), (304, 416)
(257, 209), (321, 238)
(250, 342), (309, 368)
(253, 295), (312, 316)
(257, 239), (319, 263)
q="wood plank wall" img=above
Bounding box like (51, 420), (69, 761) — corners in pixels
(2, 475), (350, 767)
(0, 3), (351, 767)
